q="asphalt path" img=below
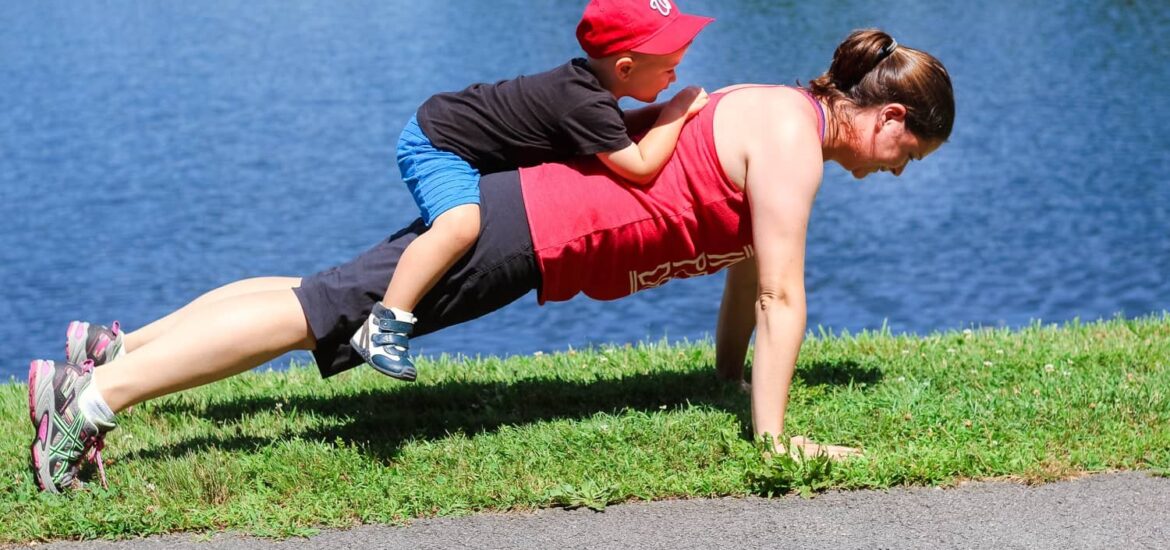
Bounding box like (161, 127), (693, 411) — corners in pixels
(15, 471), (1169, 550)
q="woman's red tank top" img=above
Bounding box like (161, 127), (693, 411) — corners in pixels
(519, 87), (822, 303)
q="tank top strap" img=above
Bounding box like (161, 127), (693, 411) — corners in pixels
(794, 88), (827, 143)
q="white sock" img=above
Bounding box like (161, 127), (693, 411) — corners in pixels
(78, 383), (117, 429)
(388, 307), (416, 324)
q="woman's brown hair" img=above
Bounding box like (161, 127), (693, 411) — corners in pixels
(809, 29), (955, 142)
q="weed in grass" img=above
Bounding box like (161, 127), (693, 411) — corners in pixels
(545, 479), (618, 511)
(745, 437), (836, 498)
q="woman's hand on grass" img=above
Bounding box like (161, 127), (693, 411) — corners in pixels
(786, 436), (862, 461)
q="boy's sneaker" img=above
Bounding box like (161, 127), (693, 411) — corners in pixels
(350, 303), (417, 381)
(66, 321), (125, 367)
(28, 359), (115, 493)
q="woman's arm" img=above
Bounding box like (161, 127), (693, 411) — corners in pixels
(743, 137), (862, 459)
(715, 258), (758, 385)
(741, 114), (823, 450)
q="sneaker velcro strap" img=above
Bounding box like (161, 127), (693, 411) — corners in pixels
(377, 318), (414, 334)
(372, 332), (410, 349)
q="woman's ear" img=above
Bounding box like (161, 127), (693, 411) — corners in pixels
(881, 103), (908, 125)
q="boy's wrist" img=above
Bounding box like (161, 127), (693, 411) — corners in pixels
(658, 104), (688, 122)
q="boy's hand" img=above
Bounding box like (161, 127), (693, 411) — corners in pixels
(666, 86), (710, 119)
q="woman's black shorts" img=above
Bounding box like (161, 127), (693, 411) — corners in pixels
(292, 171), (541, 377)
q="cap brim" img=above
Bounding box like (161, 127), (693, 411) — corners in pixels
(630, 14), (714, 55)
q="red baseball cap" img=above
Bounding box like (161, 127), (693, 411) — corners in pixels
(576, 0), (714, 59)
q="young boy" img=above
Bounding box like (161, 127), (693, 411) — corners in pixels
(351, 0), (714, 381)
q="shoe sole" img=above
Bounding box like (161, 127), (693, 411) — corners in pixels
(27, 361), (36, 426)
(27, 359), (50, 426)
(28, 360), (60, 493)
(65, 321), (89, 365)
(369, 356), (417, 381)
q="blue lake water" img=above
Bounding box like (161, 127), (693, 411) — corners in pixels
(2, 1), (1168, 380)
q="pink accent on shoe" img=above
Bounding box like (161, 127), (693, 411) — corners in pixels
(37, 414), (48, 442)
(93, 335), (111, 358)
(110, 321), (121, 336)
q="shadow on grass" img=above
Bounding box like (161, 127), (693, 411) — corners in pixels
(796, 359), (882, 387)
(127, 359), (882, 463)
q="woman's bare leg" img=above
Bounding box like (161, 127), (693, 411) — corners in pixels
(123, 277), (302, 352)
(93, 287), (314, 412)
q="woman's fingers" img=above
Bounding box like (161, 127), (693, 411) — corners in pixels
(787, 436), (863, 460)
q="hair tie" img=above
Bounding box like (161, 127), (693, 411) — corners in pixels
(877, 38), (898, 63)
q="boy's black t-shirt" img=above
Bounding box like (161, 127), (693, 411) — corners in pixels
(416, 58), (633, 175)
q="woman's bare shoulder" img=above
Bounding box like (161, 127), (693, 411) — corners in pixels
(713, 86), (823, 188)
(715, 86), (820, 146)
(715, 86), (816, 121)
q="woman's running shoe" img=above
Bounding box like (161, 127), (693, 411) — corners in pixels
(28, 359), (115, 493)
(65, 321), (125, 367)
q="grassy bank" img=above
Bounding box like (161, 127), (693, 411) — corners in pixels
(2, 316), (1168, 542)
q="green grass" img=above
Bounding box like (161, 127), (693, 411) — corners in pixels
(2, 315), (1168, 542)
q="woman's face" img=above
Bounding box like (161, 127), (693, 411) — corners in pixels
(846, 105), (941, 179)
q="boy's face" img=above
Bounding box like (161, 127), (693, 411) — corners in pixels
(621, 44), (689, 103)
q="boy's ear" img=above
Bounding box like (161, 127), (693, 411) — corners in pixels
(614, 56), (635, 80)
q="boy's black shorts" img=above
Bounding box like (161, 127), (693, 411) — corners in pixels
(292, 171), (541, 378)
